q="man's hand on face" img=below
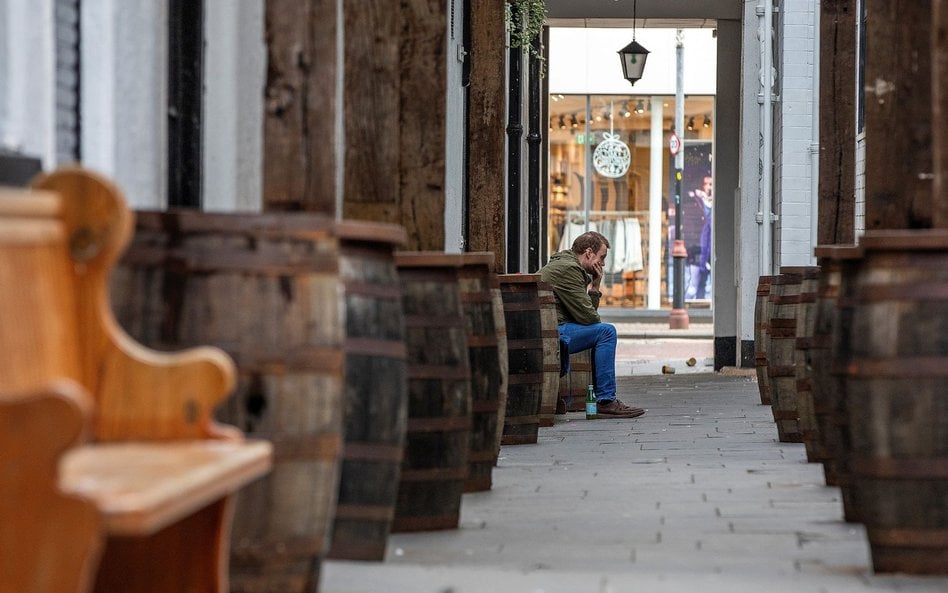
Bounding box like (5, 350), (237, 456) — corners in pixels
(583, 245), (608, 287)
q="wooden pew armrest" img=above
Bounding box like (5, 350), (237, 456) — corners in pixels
(60, 439), (273, 536)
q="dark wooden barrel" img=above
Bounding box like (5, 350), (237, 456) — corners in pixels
(497, 274), (545, 445)
(754, 275), (776, 405)
(327, 221), (408, 562)
(766, 269), (805, 442)
(392, 253), (472, 532)
(558, 350), (593, 412)
(812, 245), (862, 523)
(839, 231), (948, 574)
(112, 210), (345, 593)
(538, 281), (560, 427)
(456, 252), (504, 492)
(793, 266), (821, 460)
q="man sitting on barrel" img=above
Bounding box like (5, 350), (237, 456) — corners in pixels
(539, 231), (645, 418)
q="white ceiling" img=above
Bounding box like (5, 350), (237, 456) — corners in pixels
(545, 0), (742, 26)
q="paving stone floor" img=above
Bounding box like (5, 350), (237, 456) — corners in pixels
(321, 374), (948, 593)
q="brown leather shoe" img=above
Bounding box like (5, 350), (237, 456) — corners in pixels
(596, 399), (645, 418)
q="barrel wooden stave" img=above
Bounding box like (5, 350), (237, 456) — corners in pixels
(538, 282), (560, 427)
(767, 270), (805, 442)
(754, 275), (776, 405)
(456, 253), (504, 492)
(793, 266), (821, 461)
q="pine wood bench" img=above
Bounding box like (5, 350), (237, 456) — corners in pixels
(0, 168), (273, 593)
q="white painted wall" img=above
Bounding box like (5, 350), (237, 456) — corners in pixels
(738, 0), (763, 350)
(774, 0), (818, 267)
(81, 0), (167, 209)
(548, 28), (717, 95)
(0, 0), (56, 166)
(203, 0), (265, 212)
(444, 2), (465, 252)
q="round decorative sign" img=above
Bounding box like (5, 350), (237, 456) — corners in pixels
(592, 132), (631, 178)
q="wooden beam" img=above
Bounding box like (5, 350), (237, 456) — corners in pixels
(398, 0), (447, 251)
(262, 0), (337, 214)
(467, 0), (507, 272)
(864, 0), (933, 229)
(934, 0), (948, 227)
(818, 0), (856, 244)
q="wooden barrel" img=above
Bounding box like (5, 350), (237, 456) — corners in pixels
(754, 275), (776, 405)
(839, 231), (948, 574)
(112, 210), (345, 593)
(456, 253), (504, 492)
(538, 281), (560, 427)
(766, 269), (805, 442)
(327, 221), (408, 562)
(812, 245), (862, 523)
(558, 350), (593, 412)
(392, 253), (471, 532)
(793, 266), (821, 460)
(497, 274), (544, 445)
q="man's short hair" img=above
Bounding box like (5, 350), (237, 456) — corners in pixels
(571, 231), (610, 254)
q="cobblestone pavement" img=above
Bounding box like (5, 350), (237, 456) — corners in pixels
(322, 374), (948, 593)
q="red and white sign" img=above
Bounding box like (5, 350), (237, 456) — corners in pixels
(668, 132), (682, 156)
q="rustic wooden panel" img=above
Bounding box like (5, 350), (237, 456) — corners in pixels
(398, 0), (447, 251)
(934, 0), (948, 228)
(263, 0), (337, 214)
(865, 0), (933, 230)
(818, 0), (856, 244)
(342, 2), (401, 223)
(467, 0), (507, 271)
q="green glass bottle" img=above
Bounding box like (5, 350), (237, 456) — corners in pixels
(585, 383), (597, 419)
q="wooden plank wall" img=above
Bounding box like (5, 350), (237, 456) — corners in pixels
(818, 0), (856, 244)
(466, 0), (508, 272)
(262, 0), (337, 214)
(341, 1), (447, 252)
(934, 0), (948, 228)
(864, 0), (933, 230)
(396, 0), (447, 251)
(341, 2), (401, 225)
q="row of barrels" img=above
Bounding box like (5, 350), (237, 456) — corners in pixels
(754, 231), (948, 575)
(108, 210), (568, 592)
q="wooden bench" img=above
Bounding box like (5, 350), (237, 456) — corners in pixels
(0, 168), (273, 593)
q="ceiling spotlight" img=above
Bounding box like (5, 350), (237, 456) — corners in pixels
(703, 114), (711, 128)
(635, 100), (646, 114)
(687, 116), (695, 131)
(570, 114), (579, 128)
(622, 102), (632, 118)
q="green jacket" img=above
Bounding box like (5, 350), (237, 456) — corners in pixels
(539, 250), (601, 325)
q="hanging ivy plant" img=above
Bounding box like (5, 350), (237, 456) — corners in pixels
(505, 0), (547, 74)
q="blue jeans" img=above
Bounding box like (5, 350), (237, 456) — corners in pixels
(558, 322), (617, 403)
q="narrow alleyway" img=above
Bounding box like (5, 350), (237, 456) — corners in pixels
(322, 374), (948, 593)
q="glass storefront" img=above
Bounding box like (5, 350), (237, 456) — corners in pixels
(548, 93), (715, 309)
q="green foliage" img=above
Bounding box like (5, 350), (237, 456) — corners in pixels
(505, 0), (546, 75)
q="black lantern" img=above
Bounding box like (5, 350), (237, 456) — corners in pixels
(618, 40), (650, 86)
(618, 0), (649, 86)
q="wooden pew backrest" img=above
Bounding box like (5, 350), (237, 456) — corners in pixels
(1, 168), (238, 441)
(0, 381), (103, 593)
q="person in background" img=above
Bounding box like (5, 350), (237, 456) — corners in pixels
(539, 231), (646, 418)
(684, 175), (712, 299)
